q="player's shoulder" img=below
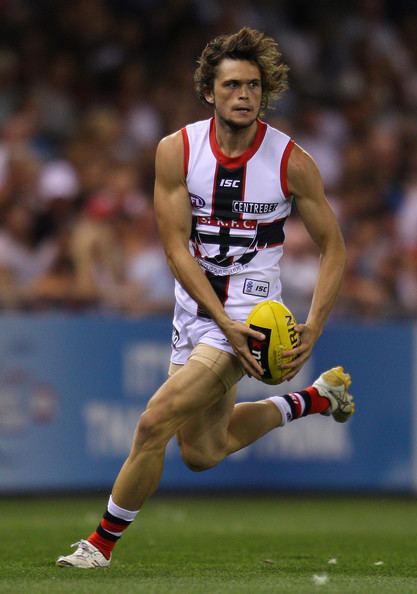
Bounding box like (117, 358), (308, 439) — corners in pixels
(157, 119), (209, 151)
(155, 130), (186, 175)
(288, 143), (320, 177)
(157, 129), (183, 153)
(286, 142), (323, 197)
(155, 131), (185, 183)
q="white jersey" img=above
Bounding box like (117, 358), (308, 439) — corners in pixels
(176, 117), (294, 322)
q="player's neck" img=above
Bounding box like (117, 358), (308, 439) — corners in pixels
(213, 114), (259, 158)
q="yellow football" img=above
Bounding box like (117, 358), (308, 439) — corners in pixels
(246, 300), (299, 385)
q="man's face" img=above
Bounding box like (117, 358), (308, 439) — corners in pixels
(205, 59), (262, 130)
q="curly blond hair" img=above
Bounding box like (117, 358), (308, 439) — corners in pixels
(194, 27), (289, 112)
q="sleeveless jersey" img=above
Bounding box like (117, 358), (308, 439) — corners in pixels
(176, 117), (294, 322)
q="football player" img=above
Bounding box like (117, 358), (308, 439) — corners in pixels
(57, 27), (354, 568)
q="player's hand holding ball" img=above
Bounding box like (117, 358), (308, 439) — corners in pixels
(246, 300), (300, 384)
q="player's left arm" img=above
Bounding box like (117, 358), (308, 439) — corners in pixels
(283, 143), (346, 377)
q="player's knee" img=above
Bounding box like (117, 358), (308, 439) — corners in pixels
(134, 409), (170, 451)
(180, 446), (224, 472)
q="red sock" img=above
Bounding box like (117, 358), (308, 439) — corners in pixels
(88, 532), (114, 560)
(303, 386), (331, 415)
(88, 512), (133, 559)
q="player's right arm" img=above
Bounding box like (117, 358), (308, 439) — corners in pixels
(154, 131), (265, 379)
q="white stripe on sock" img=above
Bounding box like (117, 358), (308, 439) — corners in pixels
(267, 396), (291, 426)
(103, 528), (123, 537)
(108, 495), (140, 522)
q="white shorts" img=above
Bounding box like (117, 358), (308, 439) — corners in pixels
(171, 303), (235, 365)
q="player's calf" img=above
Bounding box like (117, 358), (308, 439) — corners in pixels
(180, 442), (226, 472)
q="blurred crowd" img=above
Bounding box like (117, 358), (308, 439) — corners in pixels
(0, 0), (416, 319)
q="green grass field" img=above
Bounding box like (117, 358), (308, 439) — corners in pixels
(1, 495), (417, 594)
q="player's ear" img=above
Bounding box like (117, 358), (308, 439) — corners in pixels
(204, 88), (214, 105)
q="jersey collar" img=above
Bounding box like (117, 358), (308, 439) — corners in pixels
(209, 117), (267, 170)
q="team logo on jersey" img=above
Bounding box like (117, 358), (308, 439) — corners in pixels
(243, 278), (270, 297)
(232, 201), (279, 214)
(189, 193), (206, 208)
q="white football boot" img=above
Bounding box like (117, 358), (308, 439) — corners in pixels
(56, 539), (110, 568)
(313, 366), (355, 423)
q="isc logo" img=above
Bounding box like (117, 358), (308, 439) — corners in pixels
(256, 285), (268, 293)
(220, 179), (240, 188)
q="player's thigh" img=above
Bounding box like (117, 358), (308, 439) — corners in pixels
(170, 344), (243, 447)
(146, 357), (227, 425)
(176, 384), (238, 455)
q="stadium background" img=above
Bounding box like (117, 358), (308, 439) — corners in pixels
(0, 0), (416, 494)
